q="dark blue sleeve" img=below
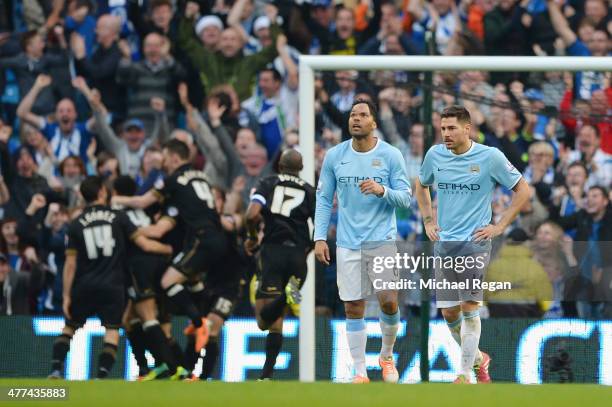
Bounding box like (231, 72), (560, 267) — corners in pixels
(566, 40), (590, 56)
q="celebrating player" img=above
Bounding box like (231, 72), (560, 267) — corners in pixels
(49, 176), (173, 379)
(414, 105), (530, 384)
(244, 149), (315, 380)
(314, 99), (412, 383)
(112, 139), (229, 362)
(112, 175), (188, 380)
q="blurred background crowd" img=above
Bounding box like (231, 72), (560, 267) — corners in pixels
(0, 0), (610, 319)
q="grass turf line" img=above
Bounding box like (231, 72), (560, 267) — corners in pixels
(0, 379), (610, 407)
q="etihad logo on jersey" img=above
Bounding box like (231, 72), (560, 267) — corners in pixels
(338, 176), (384, 185)
(437, 182), (481, 193)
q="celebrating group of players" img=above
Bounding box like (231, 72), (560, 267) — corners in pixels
(48, 138), (314, 382)
(48, 99), (529, 385)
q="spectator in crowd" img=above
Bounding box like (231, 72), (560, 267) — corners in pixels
(552, 185), (611, 318)
(130, 0), (179, 41)
(298, 0), (338, 54)
(548, 0), (609, 100)
(327, 3), (382, 55)
(17, 74), (96, 166)
(136, 146), (164, 194)
(235, 126), (257, 154)
(0, 28), (69, 115)
(524, 141), (556, 186)
(3, 147), (52, 222)
(227, 0), (257, 39)
(64, 0), (96, 57)
(581, 0), (609, 30)
(549, 161), (588, 238)
(20, 123), (56, 182)
(116, 32), (186, 133)
(52, 156), (86, 209)
(193, 13), (224, 52)
(95, 151), (120, 184)
(180, 82), (243, 189)
(408, 0), (460, 55)
(484, 0), (530, 82)
(240, 142), (272, 205)
(71, 14), (124, 118)
(0, 214), (47, 311)
(566, 124), (612, 188)
(178, 1), (281, 100)
(243, 67), (298, 159)
(486, 228), (553, 317)
(531, 221), (579, 317)
(488, 108), (529, 172)
(330, 70), (359, 113)
(0, 251), (45, 315)
(79, 76), (167, 178)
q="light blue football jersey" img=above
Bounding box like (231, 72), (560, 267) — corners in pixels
(314, 138), (412, 249)
(419, 142), (522, 241)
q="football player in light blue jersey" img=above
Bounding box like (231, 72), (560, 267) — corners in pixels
(314, 99), (412, 383)
(415, 106), (530, 384)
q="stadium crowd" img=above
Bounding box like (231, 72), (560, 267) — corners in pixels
(0, 0), (610, 322)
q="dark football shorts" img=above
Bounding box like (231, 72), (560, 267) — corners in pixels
(127, 254), (168, 302)
(172, 228), (228, 278)
(256, 244), (307, 300)
(66, 285), (125, 330)
(199, 283), (242, 320)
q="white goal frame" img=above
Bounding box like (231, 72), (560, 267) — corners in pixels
(297, 55), (612, 382)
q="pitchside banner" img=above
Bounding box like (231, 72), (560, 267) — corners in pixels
(1, 317), (611, 384)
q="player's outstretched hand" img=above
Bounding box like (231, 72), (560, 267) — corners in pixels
(424, 222), (441, 241)
(314, 240), (330, 266)
(472, 224), (502, 242)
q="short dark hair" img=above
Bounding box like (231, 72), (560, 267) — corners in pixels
(441, 105), (471, 124)
(567, 161), (588, 175)
(163, 139), (190, 160)
(260, 67), (282, 82)
(80, 176), (105, 203)
(113, 175), (137, 197)
(351, 98), (378, 119)
(20, 30), (39, 51)
(150, 0), (172, 10)
(581, 123), (600, 138)
(588, 185), (609, 199)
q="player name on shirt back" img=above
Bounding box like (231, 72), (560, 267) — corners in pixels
(78, 210), (117, 227)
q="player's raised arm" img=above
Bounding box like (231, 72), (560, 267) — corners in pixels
(133, 234), (173, 256)
(111, 189), (159, 209)
(140, 216), (176, 239)
(314, 151), (337, 265)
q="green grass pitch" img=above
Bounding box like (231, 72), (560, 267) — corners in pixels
(1, 379), (610, 407)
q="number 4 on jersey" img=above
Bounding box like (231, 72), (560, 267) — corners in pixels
(270, 186), (305, 217)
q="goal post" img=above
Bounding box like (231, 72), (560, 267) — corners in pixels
(297, 55), (612, 382)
